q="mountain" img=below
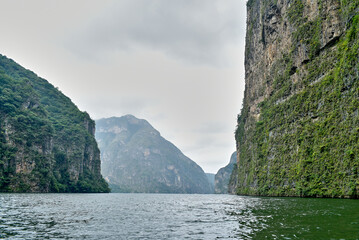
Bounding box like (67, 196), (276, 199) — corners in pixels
(232, 0), (359, 197)
(206, 173), (215, 193)
(95, 115), (212, 193)
(0, 54), (109, 193)
(214, 152), (236, 194)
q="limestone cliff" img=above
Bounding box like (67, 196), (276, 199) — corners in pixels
(233, 0), (359, 197)
(0, 54), (109, 192)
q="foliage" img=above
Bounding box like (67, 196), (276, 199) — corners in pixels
(0, 55), (109, 193)
(234, 1), (359, 198)
(215, 152), (236, 194)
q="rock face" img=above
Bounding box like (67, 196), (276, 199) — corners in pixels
(233, 0), (359, 197)
(0, 54), (109, 193)
(206, 173), (215, 193)
(95, 115), (212, 193)
(214, 152), (237, 194)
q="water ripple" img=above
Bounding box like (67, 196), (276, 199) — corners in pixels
(1, 194), (358, 239)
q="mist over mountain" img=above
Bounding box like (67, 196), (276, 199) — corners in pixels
(206, 173), (215, 193)
(95, 115), (212, 193)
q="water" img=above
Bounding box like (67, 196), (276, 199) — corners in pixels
(0, 194), (358, 239)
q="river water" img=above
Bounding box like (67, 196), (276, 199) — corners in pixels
(0, 193), (358, 239)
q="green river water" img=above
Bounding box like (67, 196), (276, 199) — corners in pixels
(0, 193), (358, 239)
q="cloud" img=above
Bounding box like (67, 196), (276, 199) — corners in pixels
(0, 0), (246, 173)
(68, 0), (245, 66)
(195, 122), (230, 134)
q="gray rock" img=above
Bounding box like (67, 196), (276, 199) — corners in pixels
(96, 115), (212, 193)
(215, 152), (236, 194)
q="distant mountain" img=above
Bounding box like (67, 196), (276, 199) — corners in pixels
(214, 152), (236, 194)
(206, 173), (215, 193)
(95, 115), (212, 193)
(0, 54), (109, 193)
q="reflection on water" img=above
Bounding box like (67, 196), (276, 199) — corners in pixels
(0, 193), (358, 239)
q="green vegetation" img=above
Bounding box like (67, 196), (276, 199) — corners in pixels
(287, 0), (305, 27)
(0, 54), (109, 193)
(215, 152), (236, 194)
(235, 0), (359, 198)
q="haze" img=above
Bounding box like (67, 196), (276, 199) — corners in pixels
(0, 0), (246, 173)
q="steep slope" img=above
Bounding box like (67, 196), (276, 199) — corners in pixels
(215, 151), (237, 194)
(233, 0), (359, 197)
(96, 115), (212, 193)
(0, 54), (109, 193)
(206, 173), (215, 193)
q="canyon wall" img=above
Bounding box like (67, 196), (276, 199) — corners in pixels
(232, 0), (359, 197)
(0, 54), (109, 192)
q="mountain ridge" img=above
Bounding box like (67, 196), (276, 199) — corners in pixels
(0, 54), (109, 193)
(214, 151), (236, 194)
(96, 115), (212, 193)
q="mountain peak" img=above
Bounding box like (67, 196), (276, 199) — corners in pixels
(96, 115), (157, 137)
(95, 116), (212, 193)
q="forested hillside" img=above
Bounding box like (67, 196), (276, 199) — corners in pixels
(0, 54), (109, 192)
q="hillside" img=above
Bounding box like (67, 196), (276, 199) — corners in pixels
(206, 173), (215, 193)
(215, 152), (236, 194)
(232, 0), (359, 197)
(95, 115), (212, 193)
(0, 54), (109, 193)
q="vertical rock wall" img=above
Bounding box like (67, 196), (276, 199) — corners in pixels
(233, 0), (359, 197)
(0, 54), (109, 193)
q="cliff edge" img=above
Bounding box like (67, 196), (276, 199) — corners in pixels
(0, 55), (109, 192)
(215, 151), (237, 194)
(233, 0), (359, 197)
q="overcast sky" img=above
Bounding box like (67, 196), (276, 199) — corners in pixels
(0, 0), (246, 173)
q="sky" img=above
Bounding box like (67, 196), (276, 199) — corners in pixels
(0, 0), (247, 173)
